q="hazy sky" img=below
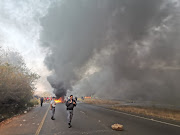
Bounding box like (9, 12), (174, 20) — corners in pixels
(0, 0), (53, 94)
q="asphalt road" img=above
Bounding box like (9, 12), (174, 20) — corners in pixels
(0, 102), (180, 135)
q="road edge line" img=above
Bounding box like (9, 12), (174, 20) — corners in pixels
(99, 106), (180, 128)
(35, 104), (50, 135)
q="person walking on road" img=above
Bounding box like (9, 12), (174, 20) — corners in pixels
(40, 97), (44, 107)
(66, 95), (76, 128)
(50, 97), (56, 120)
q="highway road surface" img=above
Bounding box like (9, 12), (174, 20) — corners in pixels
(0, 102), (180, 135)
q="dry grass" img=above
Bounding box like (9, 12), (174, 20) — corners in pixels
(83, 98), (180, 121)
(112, 106), (180, 121)
(83, 98), (121, 105)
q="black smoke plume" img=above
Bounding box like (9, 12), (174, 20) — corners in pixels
(40, 0), (180, 104)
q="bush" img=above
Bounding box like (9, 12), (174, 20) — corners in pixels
(27, 99), (39, 107)
(0, 48), (39, 122)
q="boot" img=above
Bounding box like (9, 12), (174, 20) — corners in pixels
(68, 123), (72, 128)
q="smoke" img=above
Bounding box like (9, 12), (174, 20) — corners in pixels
(40, 0), (180, 104)
(47, 74), (67, 98)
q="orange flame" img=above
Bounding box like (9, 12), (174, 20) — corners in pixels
(54, 97), (63, 103)
(84, 96), (91, 99)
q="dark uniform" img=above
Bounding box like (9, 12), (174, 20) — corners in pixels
(66, 98), (76, 128)
(40, 97), (43, 107)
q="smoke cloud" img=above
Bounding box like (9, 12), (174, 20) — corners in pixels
(40, 0), (180, 104)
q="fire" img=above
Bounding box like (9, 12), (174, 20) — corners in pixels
(84, 96), (91, 99)
(54, 97), (63, 103)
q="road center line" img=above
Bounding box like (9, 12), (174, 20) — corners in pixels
(98, 106), (180, 128)
(35, 105), (50, 135)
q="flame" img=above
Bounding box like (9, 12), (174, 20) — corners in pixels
(84, 96), (91, 99)
(54, 97), (63, 103)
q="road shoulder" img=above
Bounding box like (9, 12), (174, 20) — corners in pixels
(0, 103), (49, 135)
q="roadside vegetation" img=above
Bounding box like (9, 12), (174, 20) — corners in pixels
(112, 105), (180, 121)
(83, 98), (121, 105)
(83, 98), (180, 121)
(0, 47), (39, 122)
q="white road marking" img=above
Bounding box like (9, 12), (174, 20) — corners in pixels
(80, 111), (85, 114)
(99, 107), (180, 128)
(35, 105), (50, 135)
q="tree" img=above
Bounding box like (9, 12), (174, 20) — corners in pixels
(0, 47), (39, 121)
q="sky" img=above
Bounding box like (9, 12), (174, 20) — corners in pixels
(0, 0), (53, 95)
